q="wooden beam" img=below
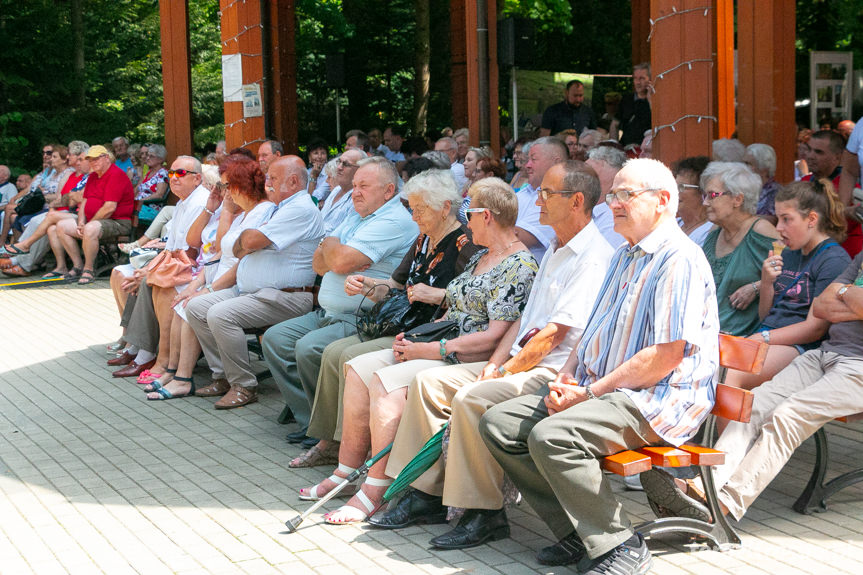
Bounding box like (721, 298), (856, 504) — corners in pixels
(737, 0), (796, 182)
(714, 0), (735, 138)
(220, 0), (266, 154)
(159, 0), (193, 162)
(268, 0), (298, 154)
(631, 0), (651, 67)
(649, 0), (716, 165)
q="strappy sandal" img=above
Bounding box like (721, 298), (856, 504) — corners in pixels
(142, 369), (177, 392)
(146, 376), (195, 401)
(64, 267), (83, 281)
(77, 269), (96, 285)
(137, 368), (171, 384)
(324, 477), (393, 525)
(289, 441), (340, 469)
(298, 463), (359, 501)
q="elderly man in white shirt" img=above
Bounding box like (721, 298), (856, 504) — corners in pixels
(320, 149), (366, 234)
(370, 161), (614, 548)
(186, 156), (324, 409)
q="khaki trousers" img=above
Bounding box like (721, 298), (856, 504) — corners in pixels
(715, 349), (863, 520)
(386, 362), (555, 509)
(307, 335), (395, 442)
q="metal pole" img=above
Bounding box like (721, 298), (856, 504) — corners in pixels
(512, 66), (518, 141)
(476, 0), (490, 147)
(336, 90), (341, 146)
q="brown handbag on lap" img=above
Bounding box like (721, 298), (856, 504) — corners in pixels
(145, 249), (193, 288)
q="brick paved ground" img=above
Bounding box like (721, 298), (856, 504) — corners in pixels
(2, 279), (863, 574)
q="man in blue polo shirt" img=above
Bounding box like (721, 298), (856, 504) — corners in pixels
(262, 156), (418, 444)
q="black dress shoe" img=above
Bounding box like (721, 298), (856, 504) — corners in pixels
(430, 508), (509, 549)
(300, 436), (319, 449)
(366, 488), (447, 529)
(536, 531), (588, 566)
(285, 428), (309, 443)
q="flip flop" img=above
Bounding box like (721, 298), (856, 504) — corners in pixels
(77, 269), (96, 285)
(41, 271), (66, 279)
(3, 244), (29, 255)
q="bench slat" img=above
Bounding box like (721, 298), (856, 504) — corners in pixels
(677, 444), (725, 466)
(602, 451), (652, 476)
(719, 333), (769, 374)
(636, 446), (691, 467)
(712, 383), (754, 423)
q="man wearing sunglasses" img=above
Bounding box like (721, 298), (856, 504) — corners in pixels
(55, 145), (135, 284)
(376, 161), (614, 548)
(482, 158), (719, 574)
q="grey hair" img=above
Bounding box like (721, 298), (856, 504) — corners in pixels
(266, 140), (284, 154)
(712, 138), (746, 162)
(112, 136), (129, 146)
(744, 143), (776, 178)
(323, 157), (339, 180)
(421, 150), (452, 169)
(357, 156), (400, 193)
(0, 165), (9, 179)
(579, 129), (601, 143)
(561, 161), (602, 213)
(201, 164), (220, 188)
(467, 146), (492, 160)
(588, 145), (627, 169)
(453, 127), (470, 139)
(175, 155), (202, 174)
(148, 143), (167, 160)
(436, 136), (458, 152)
(532, 136), (569, 162)
(67, 140), (90, 156)
(620, 158), (680, 216)
(403, 169), (461, 217)
(633, 62), (651, 76)
(700, 161), (762, 214)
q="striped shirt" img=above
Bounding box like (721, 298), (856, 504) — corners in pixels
(575, 219), (720, 445)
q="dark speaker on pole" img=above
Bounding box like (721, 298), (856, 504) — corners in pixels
(498, 18), (535, 68)
(326, 53), (345, 88)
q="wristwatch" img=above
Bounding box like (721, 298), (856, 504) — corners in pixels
(497, 365), (512, 377)
(584, 384), (598, 400)
(837, 284), (851, 302)
(761, 330), (771, 343)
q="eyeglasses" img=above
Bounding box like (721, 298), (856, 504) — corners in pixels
(678, 183), (700, 194)
(605, 187), (661, 205)
(701, 189), (729, 202)
(43, 150), (54, 156)
(214, 182), (228, 192)
(537, 187), (577, 202)
(167, 168), (200, 178)
(337, 159), (358, 169)
(464, 207), (498, 220)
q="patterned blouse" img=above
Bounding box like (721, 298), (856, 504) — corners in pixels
(135, 167), (168, 201)
(444, 249), (538, 335)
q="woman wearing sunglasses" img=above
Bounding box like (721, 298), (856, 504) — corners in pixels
(700, 161), (780, 336)
(303, 177), (538, 525)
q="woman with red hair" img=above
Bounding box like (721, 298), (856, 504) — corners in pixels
(145, 154), (275, 400)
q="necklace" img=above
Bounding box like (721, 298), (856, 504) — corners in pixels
(429, 220), (461, 250)
(721, 216), (755, 246)
(682, 218), (708, 235)
(491, 239), (517, 256)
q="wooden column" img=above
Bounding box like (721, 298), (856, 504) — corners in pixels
(714, 0), (735, 138)
(159, 0), (194, 162)
(737, 0), (796, 183)
(631, 0), (651, 67)
(267, 0), (298, 154)
(649, 0), (717, 165)
(220, 0), (266, 154)
(450, 0), (500, 154)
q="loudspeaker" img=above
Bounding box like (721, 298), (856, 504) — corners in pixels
(326, 53), (345, 88)
(498, 18), (535, 68)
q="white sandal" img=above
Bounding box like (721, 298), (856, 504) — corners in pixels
(298, 463), (358, 501)
(324, 476), (393, 525)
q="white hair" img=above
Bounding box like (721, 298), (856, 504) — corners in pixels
(201, 164), (220, 188)
(700, 161), (762, 215)
(620, 158), (679, 216)
(403, 169), (461, 217)
(357, 156), (400, 192)
(421, 150), (452, 169)
(588, 146), (627, 169)
(712, 138), (746, 162)
(744, 143), (776, 178)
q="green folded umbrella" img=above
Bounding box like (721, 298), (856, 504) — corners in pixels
(383, 422), (449, 501)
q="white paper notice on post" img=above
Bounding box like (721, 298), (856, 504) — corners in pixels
(243, 83), (263, 118)
(222, 54), (243, 102)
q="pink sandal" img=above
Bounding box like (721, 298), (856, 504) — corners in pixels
(137, 368), (171, 384)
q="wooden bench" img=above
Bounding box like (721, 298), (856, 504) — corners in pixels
(94, 200), (142, 277)
(601, 334), (767, 551)
(794, 412), (863, 514)
(243, 325), (298, 424)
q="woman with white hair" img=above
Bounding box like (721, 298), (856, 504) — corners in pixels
(136, 143), (170, 223)
(744, 142), (779, 221)
(290, 169), (480, 468)
(302, 178), (537, 526)
(700, 161), (780, 336)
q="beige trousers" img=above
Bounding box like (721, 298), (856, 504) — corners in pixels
(715, 349), (863, 520)
(386, 362), (555, 509)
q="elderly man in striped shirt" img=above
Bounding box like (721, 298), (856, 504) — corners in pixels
(480, 158), (720, 575)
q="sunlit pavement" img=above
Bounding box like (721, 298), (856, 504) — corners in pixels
(2, 280), (863, 574)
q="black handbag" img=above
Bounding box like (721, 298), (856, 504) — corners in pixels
(402, 319), (460, 343)
(14, 191), (45, 216)
(356, 287), (440, 341)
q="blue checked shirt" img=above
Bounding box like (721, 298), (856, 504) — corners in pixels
(575, 219), (720, 445)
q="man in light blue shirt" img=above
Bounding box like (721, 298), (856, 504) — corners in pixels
(187, 156), (324, 409)
(262, 156), (419, 441)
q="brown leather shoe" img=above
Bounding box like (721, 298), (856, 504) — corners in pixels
(112, 358), (157, 378)
(214, 385), (257, 409)
(107, 350), (136, 366)
(0, 257), (12, 269)
(195, 378), (230, 397)
(1, 264), (29, 277)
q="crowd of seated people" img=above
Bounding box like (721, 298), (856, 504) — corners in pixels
(6, 117), (863, 575)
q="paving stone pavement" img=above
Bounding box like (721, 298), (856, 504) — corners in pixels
(2, 281), (863, 574)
